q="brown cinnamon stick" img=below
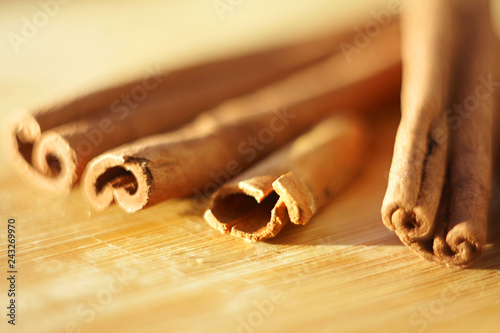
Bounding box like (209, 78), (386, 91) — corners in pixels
(204, 114), (367, 241)
(6, 28), (356, 194)
(81, 22), (401, 213)
(381, 0), (497, 267)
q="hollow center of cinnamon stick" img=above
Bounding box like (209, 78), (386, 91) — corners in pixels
(211, 192), (280, 233)
(16, 137), (33, 166)
(94, 166), (138, 195)
(45, 154), (62, 177)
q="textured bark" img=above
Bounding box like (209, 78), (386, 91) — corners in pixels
(205, 115), (367, 241)
(381, 0), (497, 267)
(7, 26), (360, 193)
(82, 23), (401, 212)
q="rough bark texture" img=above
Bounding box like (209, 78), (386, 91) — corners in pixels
(205, 115), (367, 241)
(82, 23), (401, 212)
(7, 27), (359, 193)
(381, 0), (497, 267)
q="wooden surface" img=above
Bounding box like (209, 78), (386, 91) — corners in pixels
(1, 1), (500, 333)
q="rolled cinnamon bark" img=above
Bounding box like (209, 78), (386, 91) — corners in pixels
(6, 27), (357, 194)
(82, 22), (401, 213)
(205, 114), (367, 241)
(381, 0), (497, 267)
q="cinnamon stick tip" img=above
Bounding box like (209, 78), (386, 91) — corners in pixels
(4, 112), (38, 165)
(33, 131), (77, 182)
(399, 228), (486, 268)
(272, 173), (313, 226)
(204, 208), (232, 234)
(5, 115), (76, 194)
(441, 227), (486, 267)
(81, 155), (151, 213)
(391, 207), (435, 241)
(204, 184), (285, 242)
(5, 112), (40, 142)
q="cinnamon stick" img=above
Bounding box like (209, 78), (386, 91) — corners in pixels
(6, 28), (355, 194)
(205, 114), (367, 241)
(381, 0), (497, 267)
(81, 22), (401, 213)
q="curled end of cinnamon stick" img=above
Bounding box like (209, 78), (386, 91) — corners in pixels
(6, 114), (77, 194)
(403, 237), (485, 268)
(82, 155), (152, 213)
(32, 132), (78, 192)
(384, 202), (487, 267)
(12, 113), (41, 145)
(5, 113), (38, 173)
(400, 221), (487, 268)
(204, 173), (314, 242)
(385, 207), (436, 241)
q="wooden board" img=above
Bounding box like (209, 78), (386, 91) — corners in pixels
(1, 1), (500, 333)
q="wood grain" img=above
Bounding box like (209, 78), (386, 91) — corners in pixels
(1, 1), (500, 333)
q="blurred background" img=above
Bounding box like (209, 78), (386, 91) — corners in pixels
(0, 0), (395, 131)
(1, 0), (499, 119)
(1, 0), (499, 150)
(0, 0), (391, 117)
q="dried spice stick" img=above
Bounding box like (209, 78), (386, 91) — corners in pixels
(381, 0), (496, 267)
(6, 28), (356, 194)
(81, 22), (401, 213)
(205, 114), (367, 241)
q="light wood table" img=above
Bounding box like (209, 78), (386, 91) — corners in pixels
(1, 1), (499, 332)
